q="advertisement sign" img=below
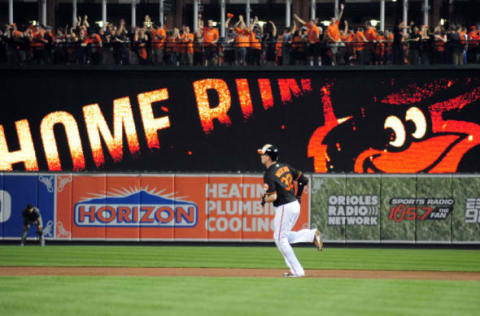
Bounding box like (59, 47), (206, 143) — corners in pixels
(311, 174), (480, 244)
(55, 174), (310, 241)
(344, 176), (381, 241)
(380, 176), (417, 242)
(310, 175), (347, 242)
(465, 198), (480, 224)
(452, 176), (480, 242)
(0, 174), (55, 239)
(311, 175), (381, 242)
(414, 176), (453, 242)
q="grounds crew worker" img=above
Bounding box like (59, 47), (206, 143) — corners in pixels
(257, 144), (322, 278)
(21, 204), (45, 247)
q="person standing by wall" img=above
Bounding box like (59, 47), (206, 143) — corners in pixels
(21, 204), (45, 247)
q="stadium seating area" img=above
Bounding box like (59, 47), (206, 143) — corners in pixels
(1, 11), (479, 66)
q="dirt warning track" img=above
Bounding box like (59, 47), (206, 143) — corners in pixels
(1, 267), (480, 280)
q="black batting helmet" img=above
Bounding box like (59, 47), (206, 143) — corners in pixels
(257, 144), (279, 161)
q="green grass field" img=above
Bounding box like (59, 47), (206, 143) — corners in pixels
(1, 245), (480, 316)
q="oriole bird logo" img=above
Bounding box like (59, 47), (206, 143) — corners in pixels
(308, 78), (480, 173)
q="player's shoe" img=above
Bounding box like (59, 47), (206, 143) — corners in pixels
(283, 272), (304, 278)
(314, 229), (323, 252)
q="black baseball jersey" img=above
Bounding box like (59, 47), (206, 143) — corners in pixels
(22, 207), (41, 223)
(263, 162), (304, 207)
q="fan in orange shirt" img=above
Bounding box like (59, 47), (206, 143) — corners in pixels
(233, 15), (250, 66)
(344, 27), (356, 65)
(375, 31), (386, 65)
(10, 23), (22, 38)
(337, 20), (349, 65)
(294, 13), (322, 66)
(85, 31), (102, 65)
(363, 21), (377, 65)
(468, 26), (480, 64)
(292, 27), (307, 65)
(433, 26), (447, 64)
(249, 18), (262, 66)
(325, 3), (345, 66)
(31, 25), (48, 64)
(355, 28), (368, 65)
(152, 25), (166, 65)
(181, 25), (194, 65)
(203, 19), (219, 66)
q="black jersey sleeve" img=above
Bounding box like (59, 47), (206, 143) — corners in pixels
(263, 173), (276, 195)
(296, 172), (309, 186)
(289, 164), (309, 198)
(33, 208), (41, 219)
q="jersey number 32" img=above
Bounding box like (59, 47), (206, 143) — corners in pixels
(280, 174), (294, 192)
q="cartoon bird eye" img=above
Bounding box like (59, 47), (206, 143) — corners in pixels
(405, 107), (427, 139)
(384, 115), (406, 148)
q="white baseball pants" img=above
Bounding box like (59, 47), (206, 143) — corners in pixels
(273, 200), (316, 277)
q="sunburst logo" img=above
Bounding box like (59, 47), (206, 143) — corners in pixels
(74, 187), (198, 227)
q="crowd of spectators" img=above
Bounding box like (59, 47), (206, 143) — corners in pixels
(1, 5), (479, 67)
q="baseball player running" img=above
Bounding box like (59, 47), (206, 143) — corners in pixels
(258, 144), (322, 278)
(21, 204), (45, 247)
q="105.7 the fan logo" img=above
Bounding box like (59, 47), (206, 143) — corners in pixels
(388, 198), (454, 223)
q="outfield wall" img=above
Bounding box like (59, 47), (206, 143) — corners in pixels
(1, 173), (479, 244)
